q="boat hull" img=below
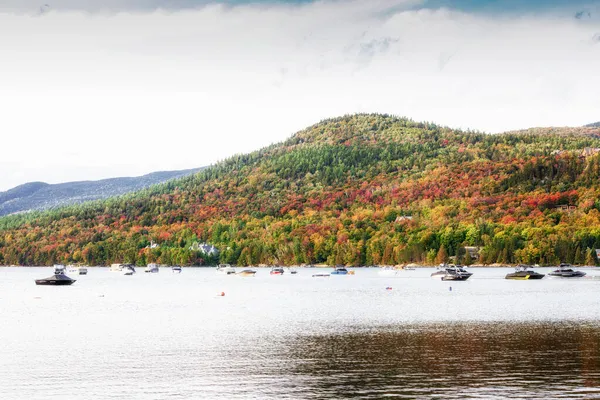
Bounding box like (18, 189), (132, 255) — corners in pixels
(548, 272), (586, 278)
(35, 278), (76, 285)
(441, 275), (471, 281)
(505, 273), (545, 280)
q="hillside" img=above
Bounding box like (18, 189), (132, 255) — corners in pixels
(586, 122), (600, 128)
(2, 114), (600, 267)
(0, 168), (203, 216)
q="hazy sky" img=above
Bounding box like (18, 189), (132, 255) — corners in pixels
(0, 0), (599, 190)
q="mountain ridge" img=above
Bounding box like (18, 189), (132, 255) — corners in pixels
(0, 168), (204, 216)
(1, 113), (600, 267)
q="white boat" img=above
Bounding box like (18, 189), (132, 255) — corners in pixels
(216, 264), (236, 275)
(145, 263), (159, 273)
(77, 266), (88, 275)
(110, 263), (123, 272)
(378, 266), (398, 277)
(237, 269), (257, 277)
(172, 266), (182, 273)
(122, 265), (136, 275)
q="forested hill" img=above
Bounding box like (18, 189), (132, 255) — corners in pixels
(0, 168), (203, 217)
(2, 113), (600, 267)
(586, 122), (600, 128)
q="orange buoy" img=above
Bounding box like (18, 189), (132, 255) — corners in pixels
(218, 291), (225, 297)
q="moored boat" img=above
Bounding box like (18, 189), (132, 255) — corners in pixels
(312, 273), (330, 277)
(548, 263), (586, 278)
(270, 266), (285, 275)
(145, 263), (159, 273)
(77, 266), (88, 275)
(237, 269), (257, 277)
(216, 264), (236, 275)
(331, 265), (349, 275)
(35, 265), (76, 286)
(172, 265), (182, 273)
(122, 264), (136, 275)
(505, 265), (544, 280)
(438, 265), (473, 281)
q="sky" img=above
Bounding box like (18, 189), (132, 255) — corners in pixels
(0, 0), (599, 191)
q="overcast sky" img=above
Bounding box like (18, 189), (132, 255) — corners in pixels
(0, 0), (599, 191)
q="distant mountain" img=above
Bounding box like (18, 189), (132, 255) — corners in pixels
(585, 122), (600, 128)
(0, 168), (203, 216)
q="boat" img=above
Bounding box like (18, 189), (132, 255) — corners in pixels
(145, 263), (159, 273)
(35, 265), (76, 286)
(270, 266), (285, 275)
(122, 264), (136, 275)
(378, 266), (398, 277)
(237, 269), (257, 277)
(288, 267), (298, 275)
(172, 265), (182, 273)
(438, 265), (473, 281)
(216, 264), (236, 275)
(110, 263), (123, 272)
(77, 266), (88, 275)
(505, 265), (545, 280)
(331, 265), (349, 275)
(312, 273), (330, 277)
(548, 263), (586, 278)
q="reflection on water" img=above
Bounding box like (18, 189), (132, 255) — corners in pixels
(282, 323), (600, 399)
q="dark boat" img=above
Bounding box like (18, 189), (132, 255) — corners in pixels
(505, 265), (545, 280)
(270, 266), (285, 275)
(440, 265), (473, 281)
(35, 265), (76, 286)
(331, 265), (349, 275)
(548, 263), (586, 278)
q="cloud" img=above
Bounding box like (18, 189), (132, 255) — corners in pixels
(0, 0), (599, 189)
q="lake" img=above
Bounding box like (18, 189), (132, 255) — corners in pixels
(1, 266), (599, 399)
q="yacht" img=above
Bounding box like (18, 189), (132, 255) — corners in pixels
(548, 263), (586, 278)
(172, 265), (182, 273)
(77, 266), (88, 275)
(436, 265), (473, 281)
(35, 265), (76, 286)
(216, 264), (236, 275)
(505, 265), (545, 280)
(331, 265), (349, 275)
(237, 269), (257, 277)
(270, 266), (285, 275)
(145, 263), (159, 273)
(431, 264), (450, 278)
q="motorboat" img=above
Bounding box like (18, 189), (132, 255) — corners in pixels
(438, 265), (472, 281)
(172, 265), (182, 273)
(331, 265), (349, 275)
(505, 265), (544, 280)
(237, 269), (257, 277)
(378, 266), (398, 277)
(145, 263), (159, 273)
(548, 263), (586, 278)
(288, 267), (298, 275)
(67, 264), (88, 275)
(77, 266), (88, 275)
(270, 266), (285, 275)
(35, 265), (76, 286)
(312, 273), (330, 277)
(216, 264), (236, 275)
(122, 264), (136, 275)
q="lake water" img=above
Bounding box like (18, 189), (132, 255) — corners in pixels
(1, 266), (600, 399)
